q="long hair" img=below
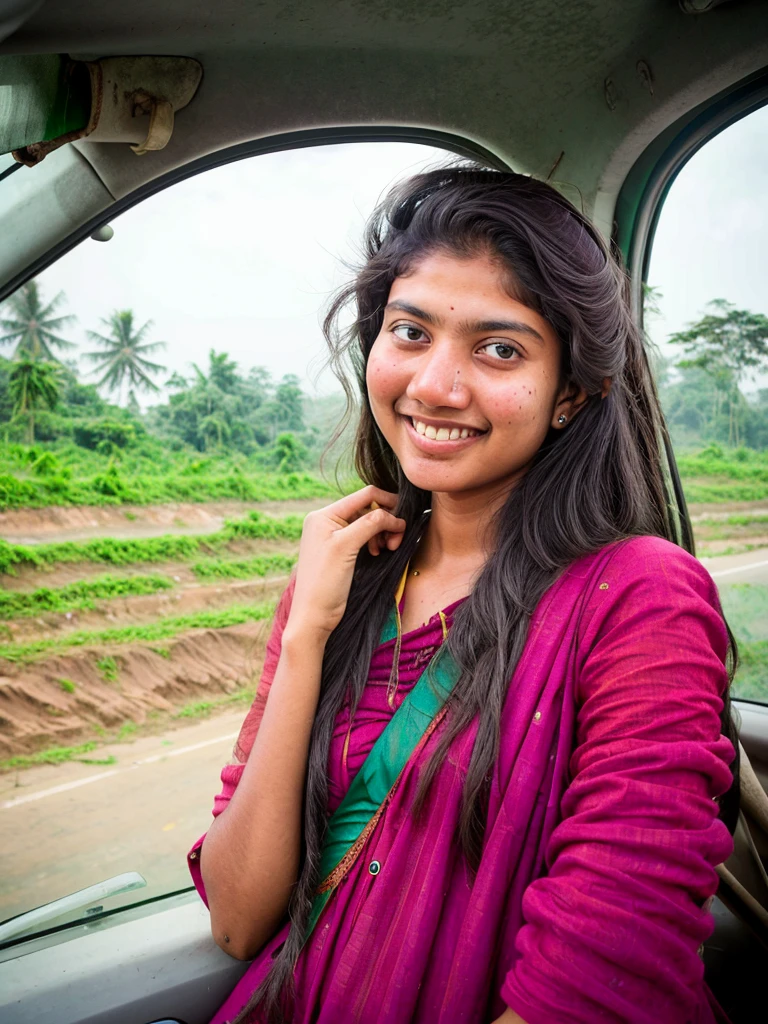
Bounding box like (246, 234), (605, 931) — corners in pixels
(241, 165), (740, 1023)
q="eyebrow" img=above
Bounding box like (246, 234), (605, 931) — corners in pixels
(384, 301), (545, 345)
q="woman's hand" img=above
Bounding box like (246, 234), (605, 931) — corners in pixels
(287, 485), (406, 639)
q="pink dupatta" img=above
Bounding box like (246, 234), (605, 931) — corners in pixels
(189, 535), (734, 1024)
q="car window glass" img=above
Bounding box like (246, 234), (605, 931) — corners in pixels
(0, 140), (445, 942)
(647, 105), (768, 705)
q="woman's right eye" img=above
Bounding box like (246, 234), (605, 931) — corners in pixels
(392, 324), (428, 343)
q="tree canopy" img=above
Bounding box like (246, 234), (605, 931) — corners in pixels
(83, 310), (167, 400)
(0, 282), (76, 361)
(667, 299), (768, 446)
(9, 358), (62, 443)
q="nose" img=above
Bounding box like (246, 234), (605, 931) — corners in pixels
(405, 342), (470, 410)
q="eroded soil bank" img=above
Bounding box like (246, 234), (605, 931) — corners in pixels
(0, 497), (326, 544)
(0, 620), (270, 759)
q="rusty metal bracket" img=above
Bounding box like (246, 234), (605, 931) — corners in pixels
(13, 55), (202, 166)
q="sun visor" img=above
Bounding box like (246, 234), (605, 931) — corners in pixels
(0, 54), (203, 165)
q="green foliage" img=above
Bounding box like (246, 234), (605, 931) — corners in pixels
(73, 418), (139, 450)
(96, 655), (119, 683)
(191, 553), (296, 580)
(83, 310), (166, 397)
(9, 358), (62, 443)
(0, 741), (101, 771)
(677, 446), (768, 503)
(733, 641), (768, 702)
(148, 350), (309, 455)
(0, 281), (76, 361)
(0, 510), (303, 576)
(174, 689), (253, 720)
(0, 601), (277, 662)
(58, 678), (77, 693)
(719, 584), (768, 702)
(0, 572), (173, 619)
(662, 300), (768, 449)
(0, 437), (334, 509)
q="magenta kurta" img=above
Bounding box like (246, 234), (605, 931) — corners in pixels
(188, 535), (734, 1023)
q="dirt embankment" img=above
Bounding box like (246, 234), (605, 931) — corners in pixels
(0, 620), (270, 760)
(0, 502), (310, 761)
(0, 498), (326, 545)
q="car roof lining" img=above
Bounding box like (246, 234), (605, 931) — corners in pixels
(0, 1), (767, 293)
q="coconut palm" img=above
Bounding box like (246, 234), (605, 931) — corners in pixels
(9, 357), (62, 443)
(0, 281), (76, 360)
(83, 310), (167, 403)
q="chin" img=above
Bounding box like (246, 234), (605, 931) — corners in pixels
(397, 461), (483, 496)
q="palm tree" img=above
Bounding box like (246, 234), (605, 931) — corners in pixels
(9, 358), (62, 443)
(0, 281), (76, 360)
(83, 310), (167, 403)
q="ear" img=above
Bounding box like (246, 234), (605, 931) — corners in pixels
(551, 381), (590, 430)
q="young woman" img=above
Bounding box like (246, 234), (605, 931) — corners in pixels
(188, 166), (739, 1024)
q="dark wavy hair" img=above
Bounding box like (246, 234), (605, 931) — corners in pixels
(240, 165), (740, 1023)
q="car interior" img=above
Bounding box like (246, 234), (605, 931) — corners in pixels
(1, 1), (767, 1022)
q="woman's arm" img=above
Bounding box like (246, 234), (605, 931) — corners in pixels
(199, 486), (406, 960)
(201, 623), (327, 959)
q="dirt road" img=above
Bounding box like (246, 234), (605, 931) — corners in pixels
(0, 712), (244, 925)
(700, 546), (768, 584)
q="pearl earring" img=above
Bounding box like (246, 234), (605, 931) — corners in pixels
(557, 414), (567, 425)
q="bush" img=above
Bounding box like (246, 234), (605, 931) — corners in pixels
(0, 474), (39, 508)
(73, 419), (138, 450)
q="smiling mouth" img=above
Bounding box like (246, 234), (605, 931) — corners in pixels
(408, 416), (486, 442)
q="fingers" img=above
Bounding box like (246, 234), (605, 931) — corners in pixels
(328, 485), (399, 525)
(342, 506), (406, 554)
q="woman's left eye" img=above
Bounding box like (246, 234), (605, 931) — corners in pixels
(479, 341), (520, 361)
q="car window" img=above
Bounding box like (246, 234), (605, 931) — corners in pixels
(0, 139), (446, 942)
(646, 104), (768, 705)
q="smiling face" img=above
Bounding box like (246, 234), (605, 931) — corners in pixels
(366, 250), (580, 505)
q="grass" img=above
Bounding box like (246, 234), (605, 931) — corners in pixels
(732, 641), (768, 703)
(720, 583), (768, 703)
(0, 572), (173, 619)
(58, 677), (76, 693)
(0, 510), (303, 577)
(96, 655), (119, 683)
(173, 689), (253, 720)
(678, 447), (768, 504)
(190, 553), (297, 580)
(0, 741), (108, 770)
(0, 441), (337, 510)
(0, 600), (277, 663)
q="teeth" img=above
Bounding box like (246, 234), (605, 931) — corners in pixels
(412, 419), (479, 441)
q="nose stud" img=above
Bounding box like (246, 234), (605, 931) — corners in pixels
(557, 414), (567, 425)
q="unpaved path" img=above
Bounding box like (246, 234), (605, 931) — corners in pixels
(701, 546), (768, 584)
(0, 497), (327, 545)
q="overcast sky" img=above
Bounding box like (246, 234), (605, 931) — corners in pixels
(33, 103), (768, 402)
